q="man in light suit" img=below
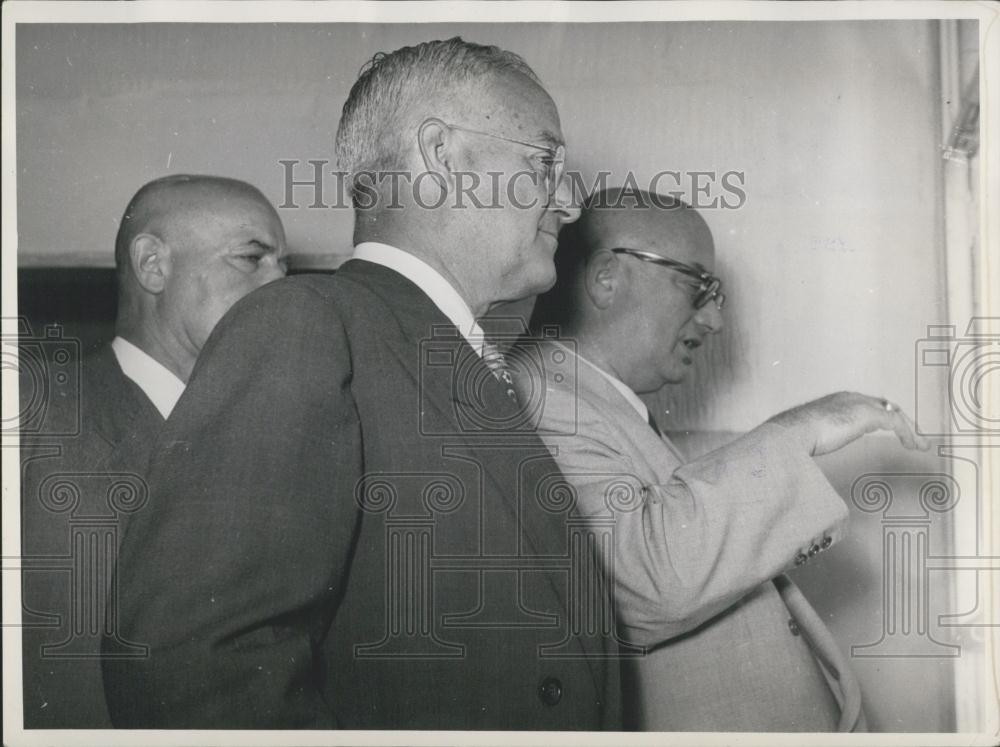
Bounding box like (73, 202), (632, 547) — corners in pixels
(103, 39), (625, 729)
(522, 188), (928, 731)
(20, 174), (286, 727)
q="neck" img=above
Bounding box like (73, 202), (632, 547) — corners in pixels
(115, 315), (195, 383)
(356, 216), (491, 318)
(574, 333), (627, 385)
(573, 316), (660, 393)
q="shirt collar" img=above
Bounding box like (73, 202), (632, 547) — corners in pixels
(352, 241), (487, 356)
(110, 336), (186, 419)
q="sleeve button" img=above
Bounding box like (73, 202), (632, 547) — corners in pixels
(794, 552), (808, 566)
(538, 676), (563, 706)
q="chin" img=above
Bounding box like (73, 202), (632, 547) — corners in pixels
(534, 269), (558, 295)
(519, 262), (557, 298)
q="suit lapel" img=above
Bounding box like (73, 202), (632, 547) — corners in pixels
(338, 261), (557, 550)
(565, 344), (695, 468)
(337, 261), (606, 664)
(84, 346), (165, 458)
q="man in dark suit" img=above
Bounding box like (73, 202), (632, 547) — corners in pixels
(20, 174), (286, 727)
(103, 38), (624, 729)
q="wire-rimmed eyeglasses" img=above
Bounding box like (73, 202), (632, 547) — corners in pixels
(443, 122), (566, 196)
(610, 247), (725, 310)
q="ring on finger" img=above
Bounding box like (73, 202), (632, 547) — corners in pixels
(881, 398), (895, 413)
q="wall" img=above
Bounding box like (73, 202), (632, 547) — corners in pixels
(15, 20), (972, 731)
(16, 21), (948, 430)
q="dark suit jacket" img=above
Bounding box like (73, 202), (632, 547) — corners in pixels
(21, 344), (164, 728)
(103, 261), (622, 730)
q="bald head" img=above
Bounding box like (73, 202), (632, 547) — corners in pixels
(532, 188), (723, 392)
(575, 188), (713, 260)
(113, 174), (287, 381)
(114, 175), (277, 279)
(538, 189), (713, 320)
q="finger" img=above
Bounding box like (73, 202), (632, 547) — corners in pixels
(885, 408), (917, 449)
(861, 395), (915, 448)
(892, 406), (932, 451)
(881, 402), (922, 451)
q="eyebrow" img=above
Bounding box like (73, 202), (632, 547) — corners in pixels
(245, 238), (278, 254)
(535, 129), (564, 148)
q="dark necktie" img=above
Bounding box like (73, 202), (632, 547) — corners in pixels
(481, 339), (519, 405)
(647, 410), (663, 438)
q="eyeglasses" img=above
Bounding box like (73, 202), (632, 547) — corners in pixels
(610, 247), (725, 310)
(443, 122), (566, 195)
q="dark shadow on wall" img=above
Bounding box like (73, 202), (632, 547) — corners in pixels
(16, 267), (337, 355)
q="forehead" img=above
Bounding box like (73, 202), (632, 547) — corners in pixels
(474, 71), (563, 145)
(168, 190), (284, 246)
(600, 208), (715, 269)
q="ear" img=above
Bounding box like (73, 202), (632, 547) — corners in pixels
(416, 118), (456, 194)
(128, 233), (171, 294)
(584, 250), (620, 310)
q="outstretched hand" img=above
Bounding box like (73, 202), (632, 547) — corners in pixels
(768, 391), (931, 456)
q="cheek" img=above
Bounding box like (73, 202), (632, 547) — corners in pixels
(505, 171), (542, 209)
(191, 272), (253, 331)
(644, 308), (690, 351)
(211, 273), (259, 313)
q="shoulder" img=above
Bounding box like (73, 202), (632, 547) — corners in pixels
(209, 271), (398, 344)
(514, 339), (619, 447)
(198, 276), (347, 359)
(219, 275), (340, 326)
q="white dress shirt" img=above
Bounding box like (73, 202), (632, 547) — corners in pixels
(351, 241), (488, 357)
(110, 336), (186, 419)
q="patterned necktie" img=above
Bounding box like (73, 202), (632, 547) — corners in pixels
(481, 339), (519, 405)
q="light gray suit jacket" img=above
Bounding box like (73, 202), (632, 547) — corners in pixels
(516, 339), (865, 732)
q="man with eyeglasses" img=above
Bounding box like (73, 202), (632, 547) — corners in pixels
(522, 187), (928, 732)
(103, 39), (625, 730)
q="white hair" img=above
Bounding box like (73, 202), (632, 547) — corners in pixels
(335, 37), (541, 201)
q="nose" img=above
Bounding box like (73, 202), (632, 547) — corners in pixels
(693, 300), (724, 334)
(550, 176), (580, 224)
(263, 254), (288, 283)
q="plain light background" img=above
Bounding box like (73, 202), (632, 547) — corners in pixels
(15, 20), (958, 432)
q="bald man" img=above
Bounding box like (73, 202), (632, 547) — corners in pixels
(520, 188), (928, 731)
(20, 174), (286, 728)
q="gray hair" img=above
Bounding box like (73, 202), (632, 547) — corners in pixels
(335, 37), (541, 198)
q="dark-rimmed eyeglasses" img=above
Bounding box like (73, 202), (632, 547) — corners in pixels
(611, 247), (725, 310)
(443, 122), (566, 195)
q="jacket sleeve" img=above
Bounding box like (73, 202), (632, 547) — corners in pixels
(536, 388), (848, 647)
(103, 278), (362, 728)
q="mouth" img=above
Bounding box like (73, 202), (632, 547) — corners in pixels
(680, 338), (701, 366)
(537, 228), (559, 248)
